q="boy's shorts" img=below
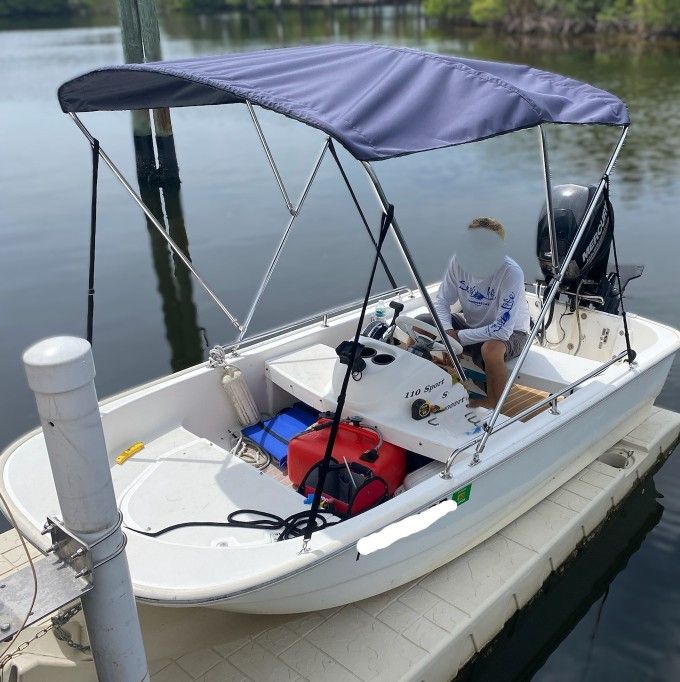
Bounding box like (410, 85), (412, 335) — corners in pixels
(415, 313), (528, 370)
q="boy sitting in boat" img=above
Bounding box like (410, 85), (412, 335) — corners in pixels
(417, 217), (530, 410)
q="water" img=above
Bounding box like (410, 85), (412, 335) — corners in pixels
(1, 6), (679, 679)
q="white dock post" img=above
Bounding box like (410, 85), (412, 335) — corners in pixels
(23, 336), (149, 682)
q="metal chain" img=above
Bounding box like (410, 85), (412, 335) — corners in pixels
(51, 603), (90, 653)
(0, 602), (89, 669)
(0, 625), (53, 669)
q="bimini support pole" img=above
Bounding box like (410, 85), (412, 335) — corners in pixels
(361, 161), (467, 384)
(473, 126), (629, 462)
(538, 124), (559, 275)
(68, 113), (244, 334)
(243, 109), (398, 333)
(360, 161), (423, 295)
(246, 100), (295, 215)
(23, 337), (148, 682)
(537, 124), (558, 346)
(608, 179), (636, 365)
(237, 138), (330, 342)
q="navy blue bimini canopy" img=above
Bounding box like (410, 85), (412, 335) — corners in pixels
(58, 44), (629, 162)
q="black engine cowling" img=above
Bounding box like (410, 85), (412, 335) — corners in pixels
(537, 183), (613, 287)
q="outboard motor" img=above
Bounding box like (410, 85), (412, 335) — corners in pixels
(537, 183), (612, 288)
(536, 183), (641, 314)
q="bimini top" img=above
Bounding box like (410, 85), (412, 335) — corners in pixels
(58, 43), (629, 162)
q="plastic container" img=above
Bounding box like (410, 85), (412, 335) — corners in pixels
(241, 402), (319, 467)
(371, 299), (388, 323)
(288, 419), (407, 495)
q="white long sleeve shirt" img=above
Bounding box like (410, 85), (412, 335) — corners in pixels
(433, 255), (531, 346)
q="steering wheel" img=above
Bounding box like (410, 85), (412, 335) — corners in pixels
(396, 316), (463, 356)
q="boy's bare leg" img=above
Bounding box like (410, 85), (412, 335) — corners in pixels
(468, 340), (507, 409)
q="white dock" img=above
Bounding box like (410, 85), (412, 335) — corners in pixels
(2, 406), (679, 682)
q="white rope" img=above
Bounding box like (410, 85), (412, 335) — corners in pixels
(233, 436), (271, 470)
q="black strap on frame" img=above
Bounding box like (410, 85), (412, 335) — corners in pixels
(327, 139), (397, 290)
(86, 138), (100, 345)
(302, 204), (395, 543)
(606, 177), (636, 364)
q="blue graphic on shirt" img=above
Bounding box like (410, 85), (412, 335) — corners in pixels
(489, 292), (515, 332)
(459, 280), (496, 306)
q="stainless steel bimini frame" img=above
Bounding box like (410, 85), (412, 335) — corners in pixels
(69, 107), (630, 468)
(474, 126), (629, 457)
(70, 112), (245, 333)
(245, 100), (296, 216)
(68, 106), (468, 383)
(237, 136), (330, 343)
(360, 162), (468, 384)
(358, 126), (630, 469)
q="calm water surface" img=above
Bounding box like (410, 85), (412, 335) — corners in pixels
(1, 7), (679, 680)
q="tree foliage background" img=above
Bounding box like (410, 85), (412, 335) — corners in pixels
(423, 0), (680, 33)
(1, 0), (679, 34)
(0, 0), (98, 16)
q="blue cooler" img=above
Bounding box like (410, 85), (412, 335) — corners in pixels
(241, 402), (319, 468)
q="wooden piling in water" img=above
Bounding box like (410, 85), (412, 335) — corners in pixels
(117, 0), (156, 181)
(117, 0), (180, 184)
(137, 0), (180, 185)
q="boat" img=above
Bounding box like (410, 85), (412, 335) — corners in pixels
(1, 44), (678, 614)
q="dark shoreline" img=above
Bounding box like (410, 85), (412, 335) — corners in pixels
(1, 2), (679, 41)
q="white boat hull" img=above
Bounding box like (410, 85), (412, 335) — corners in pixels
(2, 288), (678, 614)
(169, 355), (671, 613)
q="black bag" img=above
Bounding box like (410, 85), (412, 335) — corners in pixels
(298, 459), (388, 518)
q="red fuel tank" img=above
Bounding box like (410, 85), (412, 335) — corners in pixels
(288, 419), (407, 495)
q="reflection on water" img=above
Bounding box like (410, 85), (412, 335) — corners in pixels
(459, 479), (664, 681)
(2, 6), (680, 681)
(139, 180), (206, 372)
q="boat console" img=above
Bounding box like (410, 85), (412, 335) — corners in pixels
(265, 336), (506, 462)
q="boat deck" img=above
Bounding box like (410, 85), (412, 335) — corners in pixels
(1, 406), (679, 682)
(504, 383), (554, 420)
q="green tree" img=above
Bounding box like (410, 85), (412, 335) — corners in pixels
(634, 0), (680, 30)
(0, 0), (110, 16)
(469, 0), (505, 23)
(423, 0), (471, 21)
(0, 0), (68, 15)
(538, 0), (600, 19)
